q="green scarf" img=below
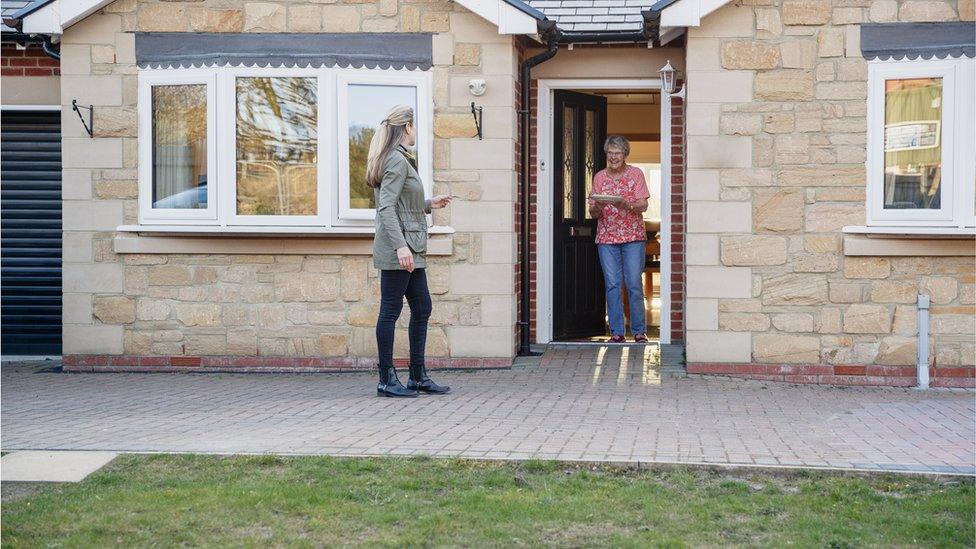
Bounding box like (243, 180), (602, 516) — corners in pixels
(398, 145), (418, 171)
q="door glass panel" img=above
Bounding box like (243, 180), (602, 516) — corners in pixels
(151, 84), (207, 209)
(236, 77), (318, 216)
(562, 106), (575, 220)
(883, 77), (942, 210)
(583, 109), (596, 220)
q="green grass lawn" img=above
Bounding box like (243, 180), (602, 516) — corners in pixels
(2, 454), (973, 547)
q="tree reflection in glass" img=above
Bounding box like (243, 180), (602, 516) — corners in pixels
(347, 84), (417, 210)
(236, 77), (317, 216)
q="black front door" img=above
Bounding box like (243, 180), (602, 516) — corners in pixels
(552, 90), (607, 340)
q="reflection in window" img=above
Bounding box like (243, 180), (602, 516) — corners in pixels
(152, 85), (207, 209)
(347, 84), (418, 210)
(883, 77), (942, 210)
(236, 77), (317, 216)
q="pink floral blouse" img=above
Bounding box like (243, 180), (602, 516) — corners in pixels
(590, 165), (650, 245)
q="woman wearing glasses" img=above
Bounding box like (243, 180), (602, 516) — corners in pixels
(587, 135), (651, 343)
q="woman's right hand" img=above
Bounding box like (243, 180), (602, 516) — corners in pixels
(397, 246), (414, 272)
(588, 199), (604, 218)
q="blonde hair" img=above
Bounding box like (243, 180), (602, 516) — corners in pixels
(365, 105), (414, 188)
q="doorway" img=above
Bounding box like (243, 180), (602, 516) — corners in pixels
(537, 79), (670, 344)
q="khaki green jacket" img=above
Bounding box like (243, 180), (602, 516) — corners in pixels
(372, 147), (432, 271)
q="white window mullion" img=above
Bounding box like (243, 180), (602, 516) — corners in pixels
(320, 68), (336, 229)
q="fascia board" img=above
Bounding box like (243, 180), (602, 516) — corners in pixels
(498, 2), (538, 34)
(454, 0), (538, 35)
(21, 1), (59, 34)
(21, 0), (122, 34)
(659, 0), (732, 30)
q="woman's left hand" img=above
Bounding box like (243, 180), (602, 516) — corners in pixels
(430, 195), (453, 209)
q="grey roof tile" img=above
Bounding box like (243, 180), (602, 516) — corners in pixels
(526, 0), (656, 32)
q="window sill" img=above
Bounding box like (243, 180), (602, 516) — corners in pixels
(843, 225), (975, 238)
(113, 225), (455, 256)
(842, 226), (974, 257)
(117, 225), (456, 237)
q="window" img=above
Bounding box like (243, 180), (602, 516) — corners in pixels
(337, 72), (429, 222)
(138, 71), (217, 223)
(137, 67), (431, 230)
(866, 58), (975, 228)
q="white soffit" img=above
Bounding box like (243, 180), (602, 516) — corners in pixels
(659, 0), (733, 30)
(454, 0), (540, 35)
(21, 0), (114, 34)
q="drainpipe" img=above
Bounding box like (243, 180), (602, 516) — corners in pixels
(517, 16), (660, 356)
(2, 15), (61, 60)
(917, 294), (930, 389)
(40, 35), (60, 60)
(518, 34), (559, 357)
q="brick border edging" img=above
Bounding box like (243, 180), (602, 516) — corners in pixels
(62, 355), (513, 374)
(687, 363), (975, 388)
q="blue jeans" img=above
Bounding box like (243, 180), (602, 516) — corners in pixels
(376, 268), (432, 369)
(597, 241), (647, 336)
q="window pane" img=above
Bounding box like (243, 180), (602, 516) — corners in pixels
(883, 77), (942, 210)
(152, 85), (207, 209)
(562, 106), (575, 220)
(347, 84), (418, 210)
(236, 77), (317, 216)
(583, 109), (596, 220)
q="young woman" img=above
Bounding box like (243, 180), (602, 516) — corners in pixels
(587, 135), (651, 344)
(366, 105), (452, 397)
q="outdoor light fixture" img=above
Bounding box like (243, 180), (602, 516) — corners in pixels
(659, 61), (686, 100)
(468, 78), (487, 96)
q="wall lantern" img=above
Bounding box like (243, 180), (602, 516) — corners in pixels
(658, 61), (686, 100)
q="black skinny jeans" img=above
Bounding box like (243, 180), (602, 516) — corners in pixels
(376, 268), (432, 369)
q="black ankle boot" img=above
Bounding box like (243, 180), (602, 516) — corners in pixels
(377, 364), (418, 398)
(407, 363), (450, 394)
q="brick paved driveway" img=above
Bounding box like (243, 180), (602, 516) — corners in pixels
(3, 346), (974, 475)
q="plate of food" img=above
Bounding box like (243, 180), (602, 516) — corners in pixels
(590, 194), (623, 203)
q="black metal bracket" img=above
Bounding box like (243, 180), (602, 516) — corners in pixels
(470, 102), (483, 140)
(72, 99), (93, 138)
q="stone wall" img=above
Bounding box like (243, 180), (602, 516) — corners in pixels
(60, 0), (521, 368)
(683, 1), (975, 386)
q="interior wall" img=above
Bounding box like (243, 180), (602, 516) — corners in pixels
(529, 46), (684, 79)
(607, 103), (661, 135)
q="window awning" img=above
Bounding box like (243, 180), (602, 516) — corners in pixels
(135, 32), (433, 70)
(860, 22), (975, 61)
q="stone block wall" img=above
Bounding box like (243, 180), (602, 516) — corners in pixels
(683, 1), (975, 386)
(59, 0), (520, 370)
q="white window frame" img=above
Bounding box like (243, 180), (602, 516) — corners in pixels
(335, 70), (433, 225)
(136, 65), (432, 231)
(137, 70), (218, 224)
(219, 67), (331, 227)
(866, 57), (976, 229)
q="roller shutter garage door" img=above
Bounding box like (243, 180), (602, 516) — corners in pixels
(1, 110), (62, 356)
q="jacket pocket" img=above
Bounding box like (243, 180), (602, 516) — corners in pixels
(401, 220), (427, 254)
